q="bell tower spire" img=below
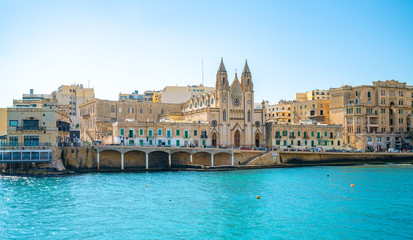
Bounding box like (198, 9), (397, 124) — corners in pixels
(216, 57), (229, 90)
(241, 59), (253, 91)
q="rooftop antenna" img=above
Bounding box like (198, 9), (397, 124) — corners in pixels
(202, 58), (204, 85)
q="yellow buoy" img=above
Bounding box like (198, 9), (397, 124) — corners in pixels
(256, 195), (260, 199)
(350, 184), (354, 187)
(145, 185), (148, 187)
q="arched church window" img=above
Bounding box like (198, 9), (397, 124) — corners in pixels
(223, 110), (226, 121)
(211, 98), (214, 105)
(200, 101), (203, 107)
(248, 110), (251, 122)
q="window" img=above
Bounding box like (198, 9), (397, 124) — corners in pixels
(149, 140), (153, 146)
(297, 131), (300, 137)
(194, 130), (197, 136)
(111, 105), (115, 113)
(223, 110), (226, 121)
(381, 108), (385, 114)
(9, 120), (18, 127)
(381, 99), (385, 105)
(317, 132), (321, 138)
(149, 129), (153, 137)
(311, 131), (314, 137)
(399, 100), (404, 106)
(184, 130), (189, 138)
(158, 129), (162, 136)
(120, 129), (124, 136)
(128, 108), (133, 113)
(167, 130), (172, 138)
(282, 131), (287, 136)
(247, 110), (251, 122)
(140, 108), (143, 113)
(367, 92), (371, 98)
(399, 109), (403, 114)
(119, 107), (122, 113)
(283, 140), (287, 146)
(129, 129), (134, 138)
(176, 129), (180, 136)
(24, 136), (39, 146)
(9, 136), (18, 146)
(139, 129), (144, 136)
(355, 91), (358, 96)
(324, 131), (327, 137)
(176, 140), (180, 147)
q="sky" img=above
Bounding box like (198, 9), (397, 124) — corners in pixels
(0, 0), (412, 107)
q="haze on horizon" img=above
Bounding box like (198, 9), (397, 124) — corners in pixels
(0, 0), (412, 107)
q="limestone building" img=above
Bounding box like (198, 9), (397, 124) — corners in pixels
(51, 84), (95, 129)
(79, 99), (182, 143)
(6, 99), (70, 146)
(265, 100), (293, 124)
(160, 84), (215, 104)
(292, 99), (330, 124)
(182, 58), (265, 147)
(295, 89), (330, 102)
(112, 122), (209, 147)
(266, 122), (343, 150)
(329, 80), (413, 150)
(0, 108), (7, 146)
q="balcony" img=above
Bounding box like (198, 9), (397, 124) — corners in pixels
(201, 134), (208, 139)
(16, 126), (46, 131)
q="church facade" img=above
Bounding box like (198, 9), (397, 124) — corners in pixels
(182, 58), (265, 148)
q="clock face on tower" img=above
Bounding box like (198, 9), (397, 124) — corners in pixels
(233, 98), (240, 106)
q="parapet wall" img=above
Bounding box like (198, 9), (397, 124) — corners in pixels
(279, 152), (413, 165)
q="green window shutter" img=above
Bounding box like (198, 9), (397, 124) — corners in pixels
(140, 129), (143, 135)
(298, 131), (300, 137)
(176, 140), (180, 146)
(311, 131), (314, 137)
(176, 130), (180, 136)
(324, 131), (327, 137)
(120, 129), (124, 136)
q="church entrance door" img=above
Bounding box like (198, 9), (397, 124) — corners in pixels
(212, 133), (217, 147)
(234, 130), (240, 147)
(255, 133), (260, 147)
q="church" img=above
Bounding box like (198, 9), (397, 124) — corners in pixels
(182, 58), (265, 148)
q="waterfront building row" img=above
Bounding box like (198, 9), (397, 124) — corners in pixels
(266, 123), (343, 150)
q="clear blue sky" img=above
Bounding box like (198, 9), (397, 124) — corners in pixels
(0, 0), (412, 107)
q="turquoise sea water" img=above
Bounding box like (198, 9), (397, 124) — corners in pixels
(1, 165), (413, 239)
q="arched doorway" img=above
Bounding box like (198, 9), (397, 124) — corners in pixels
(234, 130), (240, 147)
(212, 133), (217, 147)
(255, 133), (260, 147)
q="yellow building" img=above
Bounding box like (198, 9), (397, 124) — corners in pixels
(6, 99), (70, 147)
(0, 108), (7, 146)
(153, 91), (161, 103)
(295, 89), (330, 102)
